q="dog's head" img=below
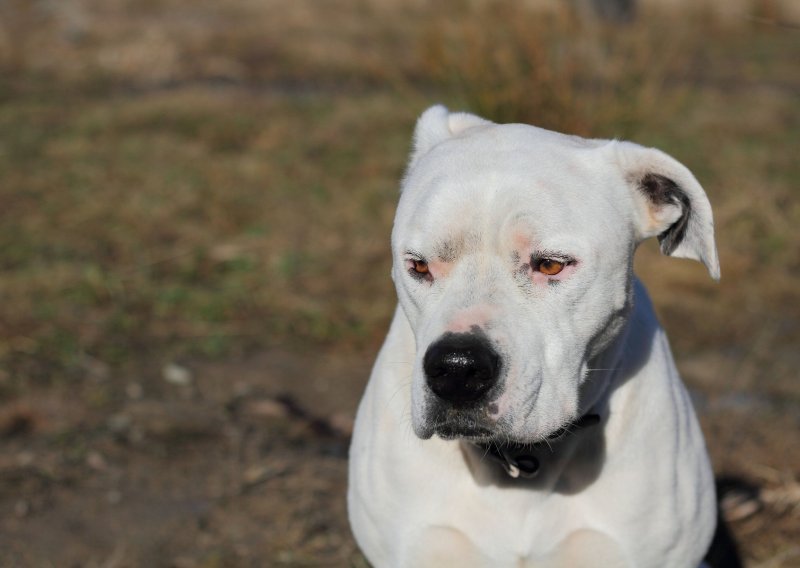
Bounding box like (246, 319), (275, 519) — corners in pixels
(393, 105), (719, 443)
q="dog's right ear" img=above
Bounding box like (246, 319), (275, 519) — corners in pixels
(614, 140), (720, 280)
(408, 105), (491, 170)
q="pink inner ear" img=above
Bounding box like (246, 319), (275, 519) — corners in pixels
(647, 202), (683, 235)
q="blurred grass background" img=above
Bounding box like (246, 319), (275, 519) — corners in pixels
(1, 0), (798, 397)
(0, 0), (799, 564)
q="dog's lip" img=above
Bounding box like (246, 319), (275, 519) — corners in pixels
(428, 405), (502, 440)
(431, 421), (495, 440)
(478, 414), (602, 446)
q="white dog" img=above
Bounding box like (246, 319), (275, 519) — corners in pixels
(348, 106), (734, 567)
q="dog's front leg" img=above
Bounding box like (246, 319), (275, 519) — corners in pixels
(406, 527), (629, 568)
(404, 526), (494, 568)
(531, 529), (629, 568)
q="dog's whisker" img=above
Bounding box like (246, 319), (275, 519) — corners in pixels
(386, 380), (412, 404)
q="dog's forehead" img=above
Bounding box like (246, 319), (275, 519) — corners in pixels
(407, 123), (609, 188)
(397, 123), (622, 249)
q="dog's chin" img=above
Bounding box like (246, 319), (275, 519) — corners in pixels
(413, 414), (496, 442)
(413, 398), (579, 444)
(433, 423), (495, 441)
(416, 411), (570, 444)
(430, 412), (500, 441)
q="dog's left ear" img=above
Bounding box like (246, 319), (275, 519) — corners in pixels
(408, 105), (492, 170)
(615, 140), (720, 280)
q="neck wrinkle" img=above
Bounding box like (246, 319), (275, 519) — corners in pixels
(578, 314), (633, 418)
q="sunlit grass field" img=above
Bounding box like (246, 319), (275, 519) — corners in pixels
(2, 0), (797, 385)
(2, 1), (798, 393)
(0, 0), (799, 563)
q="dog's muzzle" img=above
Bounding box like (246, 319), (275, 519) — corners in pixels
(423, 333), (500, 404)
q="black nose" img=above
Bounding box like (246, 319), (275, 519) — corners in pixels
(423, 334), (500, 404)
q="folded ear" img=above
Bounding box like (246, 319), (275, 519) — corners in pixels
(408, 105), (492, 169)
(615, 141), (720, 280)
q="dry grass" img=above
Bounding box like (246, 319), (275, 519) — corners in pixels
(0, 0), (798, 564)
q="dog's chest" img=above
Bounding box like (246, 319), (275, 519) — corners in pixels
(389, 461), (593, 561)
(397, 488), (626, 567)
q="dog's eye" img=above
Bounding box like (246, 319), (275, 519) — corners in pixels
(534, 258), (565, 276)
(412, 260), (429, 275)
(405, 254), (433, 282)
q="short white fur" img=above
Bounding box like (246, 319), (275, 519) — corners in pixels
(348, 105), (719, 567)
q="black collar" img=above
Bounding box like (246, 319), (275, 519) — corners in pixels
(472, 414), (601, 479)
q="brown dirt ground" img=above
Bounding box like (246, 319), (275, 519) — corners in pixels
(1, 342), (798, 567)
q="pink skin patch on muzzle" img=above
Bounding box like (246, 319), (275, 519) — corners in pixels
(446, 304), (496, 334)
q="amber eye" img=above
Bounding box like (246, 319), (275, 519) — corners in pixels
(412, 260), (429, 275)
(535, 258), (565, 276)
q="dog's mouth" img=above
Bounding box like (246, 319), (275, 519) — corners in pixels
(433, 422), (494, 441)
(430, 410), (497, 441)
(432, 412), (601, 445)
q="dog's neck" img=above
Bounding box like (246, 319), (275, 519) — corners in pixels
(471, 413), (601, 479)
(469, 310), (635, 481)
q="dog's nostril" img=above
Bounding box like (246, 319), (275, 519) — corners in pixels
(423, 334), (500, 404)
